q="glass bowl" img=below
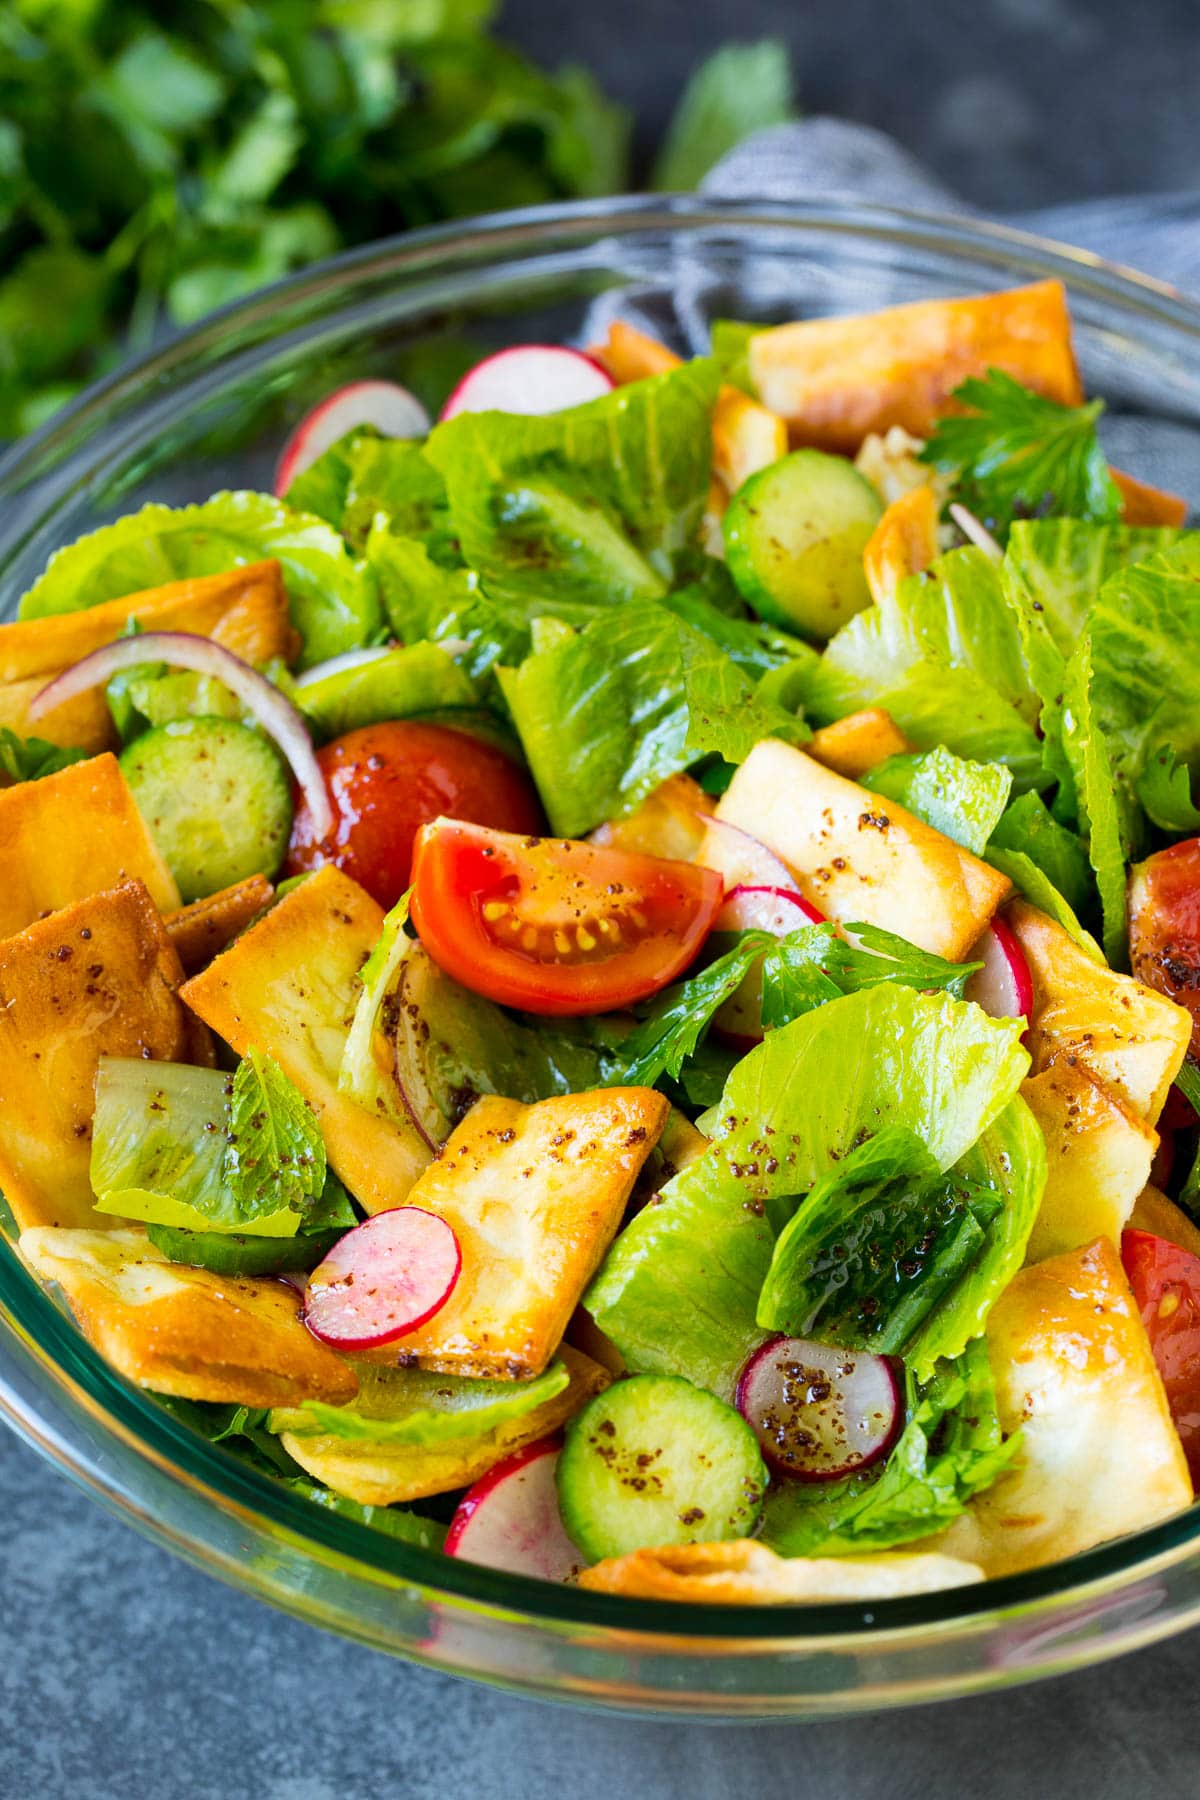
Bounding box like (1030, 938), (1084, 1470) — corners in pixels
(3, 196), (1200, 1720)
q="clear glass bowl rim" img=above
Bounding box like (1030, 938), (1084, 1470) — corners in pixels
(2, 191), (1200, 1649)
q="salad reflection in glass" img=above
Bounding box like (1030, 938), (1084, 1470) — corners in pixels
(2, 277), (1199, 1608)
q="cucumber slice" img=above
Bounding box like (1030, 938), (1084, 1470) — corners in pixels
(556, 1374), (767, 1562)
(724, 449), (883, 641)
(147, 1223), (339, 1277)
(120, 717), (293, 903)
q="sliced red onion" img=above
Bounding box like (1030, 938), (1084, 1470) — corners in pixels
(949, 502), (1003, 562)
(28, 630), (334, 841)
(293, 645), (391, 690)
(735, 1335), (902, 1482)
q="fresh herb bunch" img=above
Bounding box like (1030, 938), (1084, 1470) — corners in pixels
(920, 368), (1123, 539)
(0, 0), (630, 437)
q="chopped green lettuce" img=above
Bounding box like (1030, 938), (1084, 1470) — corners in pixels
(269, 1359), (569, 1446)
(651, 40), (795, 191)
(983, 844), (1103, 960)
(368, 529), (535, 681)
(756, 1128), (1002, 1358)
(283, 1479), (446, 1551)
(17, 492), (379, 667)
(90, 1058), (299, 1237)
(295, 642), (479, 740)
(424, 360), (720, 607)
(225, 1050), (327, 1220)
(760, 1339), (1020, 1556)
(1060, 635), (1131, 964)
(1003, 518), (1181, 656)
(862, 744), (1013, 855)
(806, 548), (1043, 786)
(586, 985), (1029, 1399)
(1137, 746), (1200, 832)
(0, 728), (87, 784)
(285, 431), (452, 556)
(987, 790), (1093, 918)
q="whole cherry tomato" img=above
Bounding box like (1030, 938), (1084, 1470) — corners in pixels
(285, 721), (542, 908)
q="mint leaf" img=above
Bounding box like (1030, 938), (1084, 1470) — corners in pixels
(224, 1051), (326, 1220)
(920, 369), (1122, 539)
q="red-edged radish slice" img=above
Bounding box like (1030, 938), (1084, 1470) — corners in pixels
(714, 883), (824, 935)
(712, 885), (827, 1049)
(28, 629), (334, 842)
(304, 1206), (460, 1350)
(440, 346), (613, 420)
(963, 916), (1034, 1021)
(275, 380), (430, 495)
(445, 1437), (582, 1582)
(735, 1336), (901, 1482)
(694, 816), (800, 897)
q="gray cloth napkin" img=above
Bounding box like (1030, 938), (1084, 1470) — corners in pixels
(704, 117), (1200, 295)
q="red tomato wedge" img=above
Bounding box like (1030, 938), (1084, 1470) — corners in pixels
(409, 818), (723, 1016)
(1121, 1227), (1200, 1488)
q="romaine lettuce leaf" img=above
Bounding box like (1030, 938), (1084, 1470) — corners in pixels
(987, 790), (1093, 918)
(283, 1478), (446, 1550)
(368, 528), (536, 682)
(424, 360), (720, 606)
(269, 1359), (569, 1446)
(677, 627), (810, 766)
(1060, 634), (1131, 964)
(1003, 518), (1182, 656)
(1137, 745), (1200, 832)
(17, 492), (380, 668)
(983, 844), (1103, 960)
(757, 1127), (1002, 1358)
(759, 1339), (1020, 1557)
(1087, 536), (1200, 817)
(90, 1057), (299, 1237)
(862, 744), (1012, 855)
(585, 985), (1029, 1399)
(805, 547), (1043, 786)
(286, 431), (452, 556)
(295, 641), (480, 740)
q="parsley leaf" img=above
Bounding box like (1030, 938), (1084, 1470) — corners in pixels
(0, 728), (88, 784)
(223, 1051), (326, 1221)
(920, 368), (1122, 539)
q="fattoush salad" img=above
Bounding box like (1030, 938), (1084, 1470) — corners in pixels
(3, 278), (1200, 1608)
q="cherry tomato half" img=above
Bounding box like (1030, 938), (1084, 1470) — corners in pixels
(409, 818), (723, 1016)
(1129, 839), (1200, 1059)
(285, 721), (542, 909)
(1122, 1227), (1200, 1488)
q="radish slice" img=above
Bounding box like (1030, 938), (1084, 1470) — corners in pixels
(694, 816), (801, 897)
(714, 884), (824, 935)
(445, 1437), (582, 1582)
(275, 380), (430, 494)
(28, 630), (334, 842)
(304, 1206), (461, 1350)
(440, 346), (613, 420)
(735, 1336), (901, 1482)
(963, 917), (1034, 1021)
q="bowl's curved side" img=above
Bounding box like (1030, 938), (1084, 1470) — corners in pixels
(3, 195), (1200, 1716)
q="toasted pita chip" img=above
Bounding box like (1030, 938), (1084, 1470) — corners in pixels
(929, 1238), (1190, 1577)
(1129, 1186), (1200, 1259)
(749, 280), (1082, 452)
(367, 1089), (668, 1380)
(579, 1539), (983, 1603)
(715, 738), (1009, 959)
(863, 484), (941, 605)
(180, 866), (431, 1214)
(0, 752), (180, 935)
(19, 1225), (356, 1407)
(1111, 467), (1188, 528)
(164, 875), (274, 974)
(0, 882), (198, 1231)
(588, 773), (711, 862)
(1009, 900), (1190, 1127)
(807, 707), (911, 779)
(0, 562), (298, 752)
(1022, 1062), (1157, 1262)
(279, 1343), (607, 1506)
